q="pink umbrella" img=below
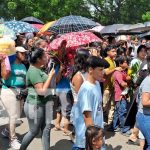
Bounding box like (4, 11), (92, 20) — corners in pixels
(32, 24), (43, 30)
(49, 31), (102, 51)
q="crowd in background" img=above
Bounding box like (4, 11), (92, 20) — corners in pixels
(0, 32), (150, 150)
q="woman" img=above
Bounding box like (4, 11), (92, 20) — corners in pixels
(136, 55), (150, 149)
(1, 46), (27, 150)
(20, 48), (55, 150)
(129, 45), (147, 84)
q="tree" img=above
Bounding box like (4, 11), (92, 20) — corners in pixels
(142, 11), (150, 22)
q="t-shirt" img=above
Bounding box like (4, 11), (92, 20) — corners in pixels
(137, 76), (150, 115)
(2, 63), (26, 88)
(26, 66), (51, 105)
(129, 58), (142, 83)
(104, 57), (116, 91)
(113, 71), (127, 101)
(72, 81), (103, 148)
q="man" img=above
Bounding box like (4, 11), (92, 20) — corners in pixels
(72, 56), (109, 150)
(103, 45), (122, 125)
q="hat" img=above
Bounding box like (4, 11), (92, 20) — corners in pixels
(116, 35), (127, 42)
(16, 46), (27, 52)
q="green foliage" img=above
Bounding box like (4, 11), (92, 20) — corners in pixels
(142, 11), (150, 21)
(0, 0), (149, 24)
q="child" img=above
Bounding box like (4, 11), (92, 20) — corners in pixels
(109, 56), (131, 135)
(85, 125), (104, 150)
(72, 56), (109, 150)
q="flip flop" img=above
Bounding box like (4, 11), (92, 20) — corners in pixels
(127, 139), (140, 146)
(63, 131), (72, 136)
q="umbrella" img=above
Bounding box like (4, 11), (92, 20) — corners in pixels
(49, 31), (102, 51)
(21, 16), (44, 24)
(32, 24), (43, 30)
(48, 15), (97, 34)
(38, 21), (56, 34)
(0, 24), (16, 40)
(100, 24), (128, 35)
(5, 20), (38, 34)
(139, 31), (150, 39)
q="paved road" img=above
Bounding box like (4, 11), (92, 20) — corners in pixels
(0, 101), (139, 150)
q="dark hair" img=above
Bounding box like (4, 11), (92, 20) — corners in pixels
(107, 36), (115, 44)
(85, 125), (104, 150)
(87, 56), (109, 70)
(115, 56), (128, 67)
(30, 48), (45, 64)
(146, 55), (150, 74)
(137, 45), (147, 55)
(89, 42), (102, 49)
(117, 47), (127, 56)
(70, 47), (89, 80)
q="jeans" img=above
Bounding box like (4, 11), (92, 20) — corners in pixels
(20, 101), (54, 150)
(72, 145), (85, 150)
(136, 112), (150, 150)
(113, 99), (130, 133)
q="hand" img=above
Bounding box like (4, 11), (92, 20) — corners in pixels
(49, 67), (55, 77)
(115, 67), (123, 71)
(90, 49), (99, 56)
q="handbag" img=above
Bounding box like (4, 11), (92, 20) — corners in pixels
(16, 88), (28, 100)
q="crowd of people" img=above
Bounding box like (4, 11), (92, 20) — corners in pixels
(0, 32), (150, 150)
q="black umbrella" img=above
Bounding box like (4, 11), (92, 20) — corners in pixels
(21, 16), (44, 24)
(48, 15), (97, 34)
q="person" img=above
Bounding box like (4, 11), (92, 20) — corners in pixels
(141, 38), (147, 46)
(108, 56), (131, 136)
(103, 45), (122, 125)
(23, 38), (34, 51)
(20, 48), (55, 150)
(72, 56), (109, 150)
(136, 55), (150, 150)
(129, 45), (147, 84)
(1, 46), (27, 150)
(85, 125), (104, 150)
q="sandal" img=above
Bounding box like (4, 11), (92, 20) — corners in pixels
(54, 126), (64, 131)
(63, 131), (72, 136)
(127, 139), (140, 146)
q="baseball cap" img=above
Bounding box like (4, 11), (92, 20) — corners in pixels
(16, 46), (27, 52)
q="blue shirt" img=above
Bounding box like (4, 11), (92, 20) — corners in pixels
(72, 81), (104, 148)
(2, 63), (27, 88)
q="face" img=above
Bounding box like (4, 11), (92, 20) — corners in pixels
(134, 38), (138, 46)
(17, 52), (26, 62)
(28, 39), (34, 47)
(107, 48), (117, 60)
(138, 48), (147, 60)
(141, 39), (147, 45)
(90, 67), (104, 81)
(39, 41), (48, 50)
(120, 61), (128, 70)
(92, 135), (103, 150)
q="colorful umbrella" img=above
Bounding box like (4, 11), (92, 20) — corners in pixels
(0, 24), (16, 40)
(38, 21), (56, 34)
(48, 15), (97, 34)
(5, 20), (38, 34)
(32, 24), (43, 30)
(49, 31), (102, 51)
(21, 16), (44, 24)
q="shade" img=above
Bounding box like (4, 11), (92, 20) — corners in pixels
(21, 16), (44, 24)
(49, 31), (102, 51)
(48, 15), (97, 34)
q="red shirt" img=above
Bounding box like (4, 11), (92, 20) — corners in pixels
(113, 70), (127, 101)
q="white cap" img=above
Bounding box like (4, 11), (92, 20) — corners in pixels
(116, 35), (127, 42)
(16, 46), (27, 52)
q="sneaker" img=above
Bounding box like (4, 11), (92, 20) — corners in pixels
(1, 128), (9, 138)
(10, 139), (21, 150)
